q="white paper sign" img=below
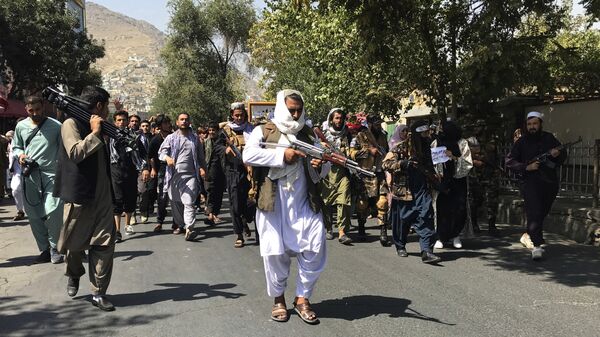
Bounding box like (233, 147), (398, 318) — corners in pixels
(431, 146), (450, 165)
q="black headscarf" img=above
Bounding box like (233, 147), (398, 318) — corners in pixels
(439, 120), (462, 157)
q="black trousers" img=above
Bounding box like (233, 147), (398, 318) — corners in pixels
(205, 166), (226, 216)
(139, 177), (157, 217)
(436, 177), (468, 242)
(522, 179), (558, 246)
(111, 165), (137, 215)
(225, 167), (251, 235)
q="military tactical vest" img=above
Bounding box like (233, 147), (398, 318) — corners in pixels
(253, 122), (324, 213)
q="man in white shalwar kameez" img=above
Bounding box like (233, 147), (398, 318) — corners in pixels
(243, 89), (328, 324)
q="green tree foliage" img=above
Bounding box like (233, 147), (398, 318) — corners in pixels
(253, 1), (599, 123)
(250, 2), (405, 122)
(544, 14), (600, 95)
(0, 0), (104, 98)
(152, 0), (256, 124)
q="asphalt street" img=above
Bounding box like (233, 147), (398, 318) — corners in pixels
(1, 196), (599, 337)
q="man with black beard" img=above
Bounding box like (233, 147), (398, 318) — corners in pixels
(320, 108), (352, 243)
(506, 112), (566, 260)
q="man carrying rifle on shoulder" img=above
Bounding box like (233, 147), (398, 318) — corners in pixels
(319, 108), (353, 244)
(506, 111), (567, 261)
(221, 102), (254, 248)
(348, 114), (390, 246)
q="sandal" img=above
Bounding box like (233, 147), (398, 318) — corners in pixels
(153, 224), (163, 233)
(271, 303), (288, 322)
(234, 239), (244, 248)
(293, 300), (319, 325)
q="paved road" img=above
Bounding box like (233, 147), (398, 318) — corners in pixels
(1, 197), (598, 337)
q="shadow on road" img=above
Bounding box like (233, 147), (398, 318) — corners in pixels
(113, 250), (153, 261)
(0, 218), (29, 227)
(480, 239), (600, 288)
(0, 296), (169, 337)
(110, 282), (246, 307)
(0, 255), (39, 267)
(314, 295), (455, 325)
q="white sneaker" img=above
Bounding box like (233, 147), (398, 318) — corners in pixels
(125, 225), (135, 235)
(434, 240), (444, 249)
(520, 233), (534, 249)
(452, 237), (463, 249)
(531, 246), (544, 260)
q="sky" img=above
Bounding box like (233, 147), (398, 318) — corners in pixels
(88, 0), (267, 32)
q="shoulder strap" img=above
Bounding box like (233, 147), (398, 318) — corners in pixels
(25, 117), (48, 148)
(262, 122), (279, 143)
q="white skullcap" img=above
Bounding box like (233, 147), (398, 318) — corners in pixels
(527, 111), (543, 120)
(415, 125), (430, 133)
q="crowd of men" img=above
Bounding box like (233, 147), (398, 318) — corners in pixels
(2, 86), (566, 320)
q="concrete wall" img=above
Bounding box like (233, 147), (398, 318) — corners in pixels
(526, 99), (600, 144)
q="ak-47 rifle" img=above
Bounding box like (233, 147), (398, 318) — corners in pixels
(529, 137), (582, 169)
(42, 86), (138, 151)
(259, 139), (376, 178)
(221, 127), (244, 159)
(313, 127), (344, 154)
(472, 152), (506, 173)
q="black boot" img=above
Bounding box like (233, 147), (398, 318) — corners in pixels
(357, 222), (366, 242)
(379, 225), (391, 247)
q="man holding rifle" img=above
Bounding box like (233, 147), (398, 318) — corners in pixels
(319, 108), (353, 244)
(506, 111), (567, 260)
(243, 89), (330, 324)
(222, 102), (254, 248)
(349, 114), (390, 246)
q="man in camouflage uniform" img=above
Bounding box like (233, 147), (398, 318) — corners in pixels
(466, 119), (501, 236)
(349, 114), (390, 246)
(320, 108), (353, 245)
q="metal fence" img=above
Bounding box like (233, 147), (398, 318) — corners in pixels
(498, 139), (600, 207)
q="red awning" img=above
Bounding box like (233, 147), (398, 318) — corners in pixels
(0, 98), (27, 118)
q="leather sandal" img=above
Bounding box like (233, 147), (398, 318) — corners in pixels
(293, 300), (319, 325)
(271, 303), (288, 322)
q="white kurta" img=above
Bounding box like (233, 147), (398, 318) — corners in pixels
(243, 127), (326, 257)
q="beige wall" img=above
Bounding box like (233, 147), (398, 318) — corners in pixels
(526, 99), (600, 144)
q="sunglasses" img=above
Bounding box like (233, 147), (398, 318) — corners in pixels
(288, 108), (303, 114)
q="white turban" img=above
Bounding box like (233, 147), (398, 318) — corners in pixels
(272, 89), (306, 135)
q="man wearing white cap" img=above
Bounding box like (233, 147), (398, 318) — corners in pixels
(243, 89), (328, 324)
(506, 111), (566, 260)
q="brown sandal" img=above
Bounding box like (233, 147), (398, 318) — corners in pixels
(293, 300), (319, 325)
(271, 303), (288, 322)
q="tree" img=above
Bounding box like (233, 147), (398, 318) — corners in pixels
(250, 2), (406, 122)
(0, 0), (104, 98)
(152, 0), (256, 124)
